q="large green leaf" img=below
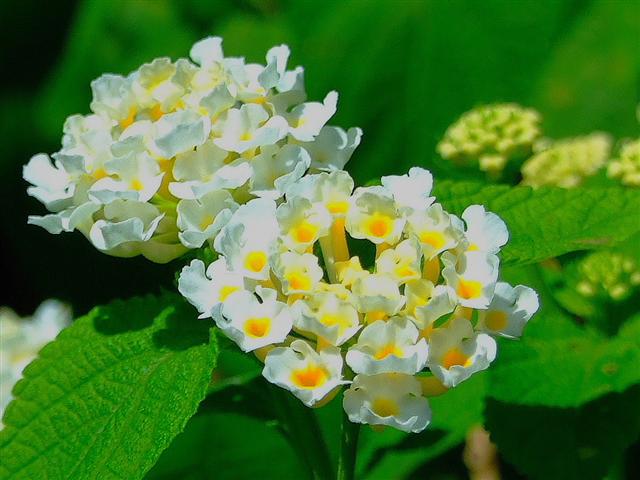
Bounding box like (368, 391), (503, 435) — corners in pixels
(0, 294), (217, 480)
(435, 181), (640, 266)
(145, 412), (305, 480)
(485, 386), (640, 480)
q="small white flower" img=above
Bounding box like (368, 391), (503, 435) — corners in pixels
(150, 110), (212, 159)
(263, 339), (347, 406)
(343, 373), (431, 433)
(298, 126), (362, 171)
(291, 291), (361, 346)
(271, 251), (324, 295)
(442, 251), (499, 309)
(178, 259), (249, 319)
(250, 144), (311, 199)
(285, 170), (354, 218)
(346, 186), (405, 245)
(352, 273), (406, 317)
(381, 167), (434, 213)
(276, 196), (331, 253)
(375, 238), (422, 284)
(477, 282), (539, 338)
(407, 203), (462, 260)
(177, 190), (238, 248)
(23, 154), (75, 212)
(214, 104), (288, 153)
(346, 317), (428, 375)
(219, 287), (293, 352)
(427, 317), (497, 388)
(460, 205), (508, 254)
(286, 92), (338, 142)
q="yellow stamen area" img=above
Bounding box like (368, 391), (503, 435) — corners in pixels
(244, 317), (271, 338)
(457, 278), (483, 300)
(396, 266), (417, 278)
(467, 243), (480, 252)
(327, 200), (350, 215)
(365, 311), (388, 323)
(485, 310), (508, 331)
(422, 256), (441, 283)
(150, 104), (164, 121)
(371, 398), (400, 418)
(419, 324), (435, 340)
(320, 314), (349, 329)
(295, 117), (307, 128)
(245, 251), (267, 273)
(292, 222), (318, 244)
(366, 214), (393, 239)
(240, 132), (253, 141)
(130, 179), (144, 191)
(374, 344), (404, 360)
(92, 168), (108, 180)
(291, 365), (328, 389)
(218, 285), (239, 302)
(287, 272), (312, 292)
(200, 215), (215, 230)
(420, 231), (446, 249)
(442, 348), (473, 369)
(119, 108), (137, 130)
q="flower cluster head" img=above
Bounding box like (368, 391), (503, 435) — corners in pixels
(521, 133), (611, 188)
(575, 251), (640, 301)
(179, 167), (539, 433)
(24, 37), (361, 262)
(437, 103), (541, 175)
(607, 138), (640, 187)
(0, 300), (71, 426)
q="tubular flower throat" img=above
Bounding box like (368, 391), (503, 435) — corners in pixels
(179, 165), (539, 433)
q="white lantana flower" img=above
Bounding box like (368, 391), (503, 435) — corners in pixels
(218, 287), (293, 352)
(346, 317), (428, 375)
(263, 339), (347, 406)
(25, 36), (360, 263)
(176, 190), (238, 249)
(381, 167), (434, 214)
(459, 205), (509, 254)
(1, 300), (72, 425)
(427, 317), (497, 388)
(346, 187), (405, 245)
(477, 282), (539, 338)
(343, 373), (431, 433)
(442, 251), (499, 309)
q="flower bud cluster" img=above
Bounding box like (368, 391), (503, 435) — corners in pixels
(179, 167), (539, 433)
(576, 251), (640, 301)
(24, 37), (361, 262)
(437, 104), (541, 174)
(520, 133), (611, 188)
(0, 300), (71, 426)
(607, 139), (640, 187)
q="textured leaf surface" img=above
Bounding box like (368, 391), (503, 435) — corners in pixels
(435, 182), (640, 266)
(145, 412), (305, 480)
(0, 295), (217, 480)
(486, 386), (640, 480)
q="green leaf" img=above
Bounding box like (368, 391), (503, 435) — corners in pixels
(145, 412), (306, 480)
(0, 294), (217, 480)
(485, 386), (640, 480)
(487, 325), (640, 408)
(434, 181), (640, 266)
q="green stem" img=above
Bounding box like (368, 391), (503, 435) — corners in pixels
(337, 410), (360, 480)
(271, 387), (334, 480)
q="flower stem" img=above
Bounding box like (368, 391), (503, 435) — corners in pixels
(271, 387), (334, 480)
(337, 410), (360, 480)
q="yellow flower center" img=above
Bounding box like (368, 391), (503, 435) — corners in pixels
(327, 200), (350, 215)
(287, 272), (312, 292)
(457, 278), (483, 299)
(245, 251), (267, 273)
(366, 214), (393, 238)
(485, 310), (508, 331)
(291, 365), (327, 389)
(240, 132), (253, 141)
(199, 215), (215, 230)
(150, 104), (165, 121)
(374, 343), (404, 360)
(130, 179), (144, 191)
(119, 107), (137, 129)
(292, 222), (318, 244)
(371, 397), (399, 418)
(419, 231), (446, 249)
(92, 167), (108, 180)
(442, 348), (473, 369)
(244, 317), (271, 338)
(218, 285), (239, 302)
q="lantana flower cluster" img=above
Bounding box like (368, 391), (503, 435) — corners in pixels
(179, 167), (539, 433)
(24, 37), (360, 262)
(607, 138), (640, 187)
(575, 251), (640, 301)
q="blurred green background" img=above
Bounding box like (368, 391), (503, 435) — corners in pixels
(0, 1), (638, 478)
(1, 0), (637, 315)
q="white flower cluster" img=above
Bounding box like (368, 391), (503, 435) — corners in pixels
(607, 138), (640, 187)
(178, 167), (539, 433)
(24, 37), (361, 263)
(0, 300), (71, 427)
